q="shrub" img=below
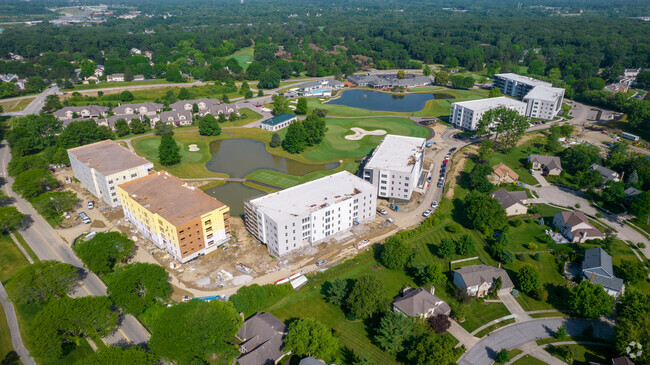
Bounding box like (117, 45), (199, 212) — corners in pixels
(532, 253), (541, 261)
(446, 223), (461, 233)
(575, 203), (581, 208)
(230, 283), (292, 317)
(497, 250), (515, 264)
(516, 253), (526, 261)
(595, 212), (604, 218)
(510, 217), (523, 227)
(496, 348), (510, 363)
(555, 325), (567, 339)
(525, 242), (538, 250)
(639, 242), (647, 249)
(531, 286), (548, 301)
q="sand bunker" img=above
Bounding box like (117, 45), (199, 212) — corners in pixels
(188, 144), (200, 152)
(345, 127), (387, 140)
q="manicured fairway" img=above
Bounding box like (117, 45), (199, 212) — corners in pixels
(227, 46), (254, 69)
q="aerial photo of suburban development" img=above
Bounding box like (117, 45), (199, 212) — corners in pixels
(0, 0), (649, 364)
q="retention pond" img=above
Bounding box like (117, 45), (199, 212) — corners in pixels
(327, 89), (455, 112)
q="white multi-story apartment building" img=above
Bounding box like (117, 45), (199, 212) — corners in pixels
(362, 135), (426, 201)
(244, 171), (376, 257)
(523, 86), (565, 120)
(492, 73), (552, 99)
(67, 140), (154, 207)
(449, 97), (527, 131)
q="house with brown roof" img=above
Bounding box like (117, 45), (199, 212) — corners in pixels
(236, 313), (287, 365)
(490, 163), (519, 184)
(67, 140), (154, 207)
(452, 265), (514, 298)
(392, 287), (451, 318)
(528, 154), (562, 175)
(552, 211), (605, 243)
(490, 188), (528, 216)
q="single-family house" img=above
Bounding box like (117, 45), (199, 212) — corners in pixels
(452, 265), (514, 298)
(582, 248), (625, 297)
(552, 211), (605, 243)
(236, 313), (287, 365)
(589, 164), (620, 183)
(260, 113), (297, 132)
(54, 105), (110, 121)
(83, 75), (100, 84)
(490, 188), (528, 216)
(0, 74), (18, 83)
(94, 66), (104, 77)
(106, 73), (125, 82)
(159, 110), (193, 126)
(113, 103), (163, 117)
(133, 74), (145, 81)
(624, 187), (642, 200)
(604, 83), (629, 94)
(528, 154), (562, 175)
(490, 163), (519, 184)
(392, 287), (451, 318)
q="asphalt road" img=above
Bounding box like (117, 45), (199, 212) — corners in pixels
(0, 141), (150, 346)
(458, 318), (614, 365)
(1, 86), (59, 117)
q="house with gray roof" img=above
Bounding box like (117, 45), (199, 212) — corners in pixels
(197, 103), (240, 118)
(392, 287), (451, 318)
(299, 358), (326, 365)
(159, 110), (193, 126)
(624, 187), (642, 200)
(54, 105), (110, 121)
(236, 312), (287, 365)
(452, 265), (514, 298)
(113, 102), (163, 117)
(589, 164), (620, 184)
(490, 188), (528, 216)
(552, 211), (605, 243)
(528, 154), (562, 175)
(170, 98), (220, 112)
(582, 248), (624, 297)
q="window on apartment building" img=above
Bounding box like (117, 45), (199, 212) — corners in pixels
(381, 186), (386, 190)
(113, 198), (117, 202)
(179, 230), (184, 234)
(111, 192), (116, 196)
(404, 183), (409, 187)
(181, 237), (186, 242)
(405, 177), (409, 181)
(108, 180), (113, 184)
(110, 186), (115, 190)
(131, 173), (137, 178)
(206, 227), (212, 232)
(204, 220), (211, 225)
(381, 174), (387, 178)
(380, 180), (387, 184)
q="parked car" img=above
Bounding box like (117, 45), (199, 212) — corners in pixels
(88, 201), (94, 210)
(181, 296), (192, 302)
(255, 104), (263, 107)
(450, 147), (457, 152)
(316, 260), (328, 267)
(422, 209), (433, 218)
(437, 181), (443, 188)
(78, 212), (91, 224)
(377, 208), (388, 215)
(427, 176), (432, 183)
(431, 201), (438, 208)
(386, 218), (394, 224)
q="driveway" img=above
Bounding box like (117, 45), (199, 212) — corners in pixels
(458, 318), (614, 365)
(530, 170), (550, 187)
(499, 293), (532, 322)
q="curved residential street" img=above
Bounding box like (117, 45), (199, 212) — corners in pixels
(458, 318), (614, 365)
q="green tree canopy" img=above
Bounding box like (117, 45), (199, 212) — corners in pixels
(272, 94), (289, 115)
(114, 119), (130, 137)
(73, 232), (134, 274)
(283, 318), (339, 361)
(0, 206), (25, 233)
(489, 87), (502, 98)
(154, 121), (174, 136)
(270, 132), (282, 148)
(282, 121), (308, 154)
(129, 119), (146, 134)
(32, 191), (78, 222)
(346, 275), (385, 319)
(437, 238), (456, 258)
(296, 97), (308, 114)
(106, 263), (172, 316)
(12, 168), (58, 199)
(158, 134), (181, 166)
(374, 311), (414, 355)
(149, 300), (243, 364)
(464, 192), (506, 233)
(302, 113), (328, 146)
(76, 345), (158, 365)
(325, 278), (349, 307)
(380, 236), (412, 269)
(405, 331), (460, 365)
(413, 262), (446, 286)
(258, 70), (281, 89)
(517, 264), (541, 294)
(569, 281), (615, 319)
(7, 260), (79, 303)
(477, 107), (529, 151)
(7, 154), (48, 177)
(198, 114), (221, 136)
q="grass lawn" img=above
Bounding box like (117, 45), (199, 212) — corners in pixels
(227, 47), (254, 69)
(245, 161), (358, 190)
(475, 317), (516, 338)
(11, 230), (38, 263)
(486, 134), (547, 186)
(227, 108), (263, 127)
(496, 348), (523, 364)
(545, 343), (614, 364)
(0, 234), (30, 283)
(460, 301), (510, 332)
(529, 312), (569, 318)
(64, 79), (175, 91)
(0, 304), (13, 362)
(0, 97), (34, 113)
(512, 355), (547, 365)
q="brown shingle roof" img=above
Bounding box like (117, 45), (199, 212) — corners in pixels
(67, 140), (153, 176)
(392, 287), (451, 317)
(559, 211), (589, 227)
(454, 265), (514, 289)
(492, 163), (519, 181)
(119, 171), (226, 226)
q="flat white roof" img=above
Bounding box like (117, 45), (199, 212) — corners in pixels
(494, 73), (552, 88)
(364, 134), (426, 173)
(524, 85), (565, 102)
(249, 171), (375, 222)
(452, 96), (527, 112)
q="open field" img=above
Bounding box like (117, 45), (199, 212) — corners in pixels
(545, 343), (614, 364)
(245, 161), (358, 189)
(227, 47), (254, 69)
(64, 79), (176, 91)
(0, 97), (34, 113)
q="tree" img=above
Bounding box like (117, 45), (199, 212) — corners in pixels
(129, 119), (146, 134)
(158, 134), (181, 166)
(617, 260), (647, 285)
(467, 162), (494, 193)
(272, 95), (289, 115)
(177, 87), (191, 100)
(222, 93), (229, 103)
(270, 133), (282, 148)
(56, 120), (104, 149)
(43, 94), (62, 113)
(302, 113), (328, 146)
(413, 262), (446, 286)
(517, 264), (541, 294)
(114, 119), (130, 137)
(629, 191), (650, 224)
(258, 70), (281, 89)
(346, 275), (385, 319)
(496, 348), (510, 363)
(406, 331), (459, 365)
(244, 90), (254, 99)
(154, 121), (174, 136)
(229, 283), (292, 316)
(119, 90), (134, 102)
(12, 169), (58, 199)
(192, 103), (199, 113)
(73, 232), (134, 274)
(626, 170), (640, 189)
(561, 144), (602, 174)
(149, 300), (242, 364)
(497, 250), (515, 264)
(464, 192), (507, 233)
(77, 346), (158, 365)
(477, 140), (495, 160)
(489, 87), (502, 98)
(198, 114), (221, 136)
(374, 311), (414, 355)
(283, 318), (338, 361)
(615, 289), (650, 363)
(456, 234), (475, 256)
(555, 325), (567, 339)
(438, 238), (456, 258)
(7, 154), (48, 177)
(380, 236), (412, 269)
(239, 81), (250, 95)
(575, 169), (603, 189)
(218, 112), (227, 123)
(282, 121), (308, 154)
(435, 71), (449, 86)
(6, 114), (62, 156)
(569, 281), (614, 319)
(7, 260), (78, 303)
(106, 263), (172, 316)
(477, 107), (529, 151)
(32, 191), (77, 222)
(423, 65), (431, 76)
(296, 97), (308, 115)
(429, 314), (451, 334)
(397, 69), (406, 79)
(601, 181), (626, 206)
(30, 297), (118, 361)
(325, 278), (348, 307)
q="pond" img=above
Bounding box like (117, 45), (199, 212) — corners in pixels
(204, 183), (265, 217)
(205, 138), (339, 178)
(327, 89), (455, 112)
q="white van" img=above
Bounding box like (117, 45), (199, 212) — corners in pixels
(79, 212), (91, 224)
